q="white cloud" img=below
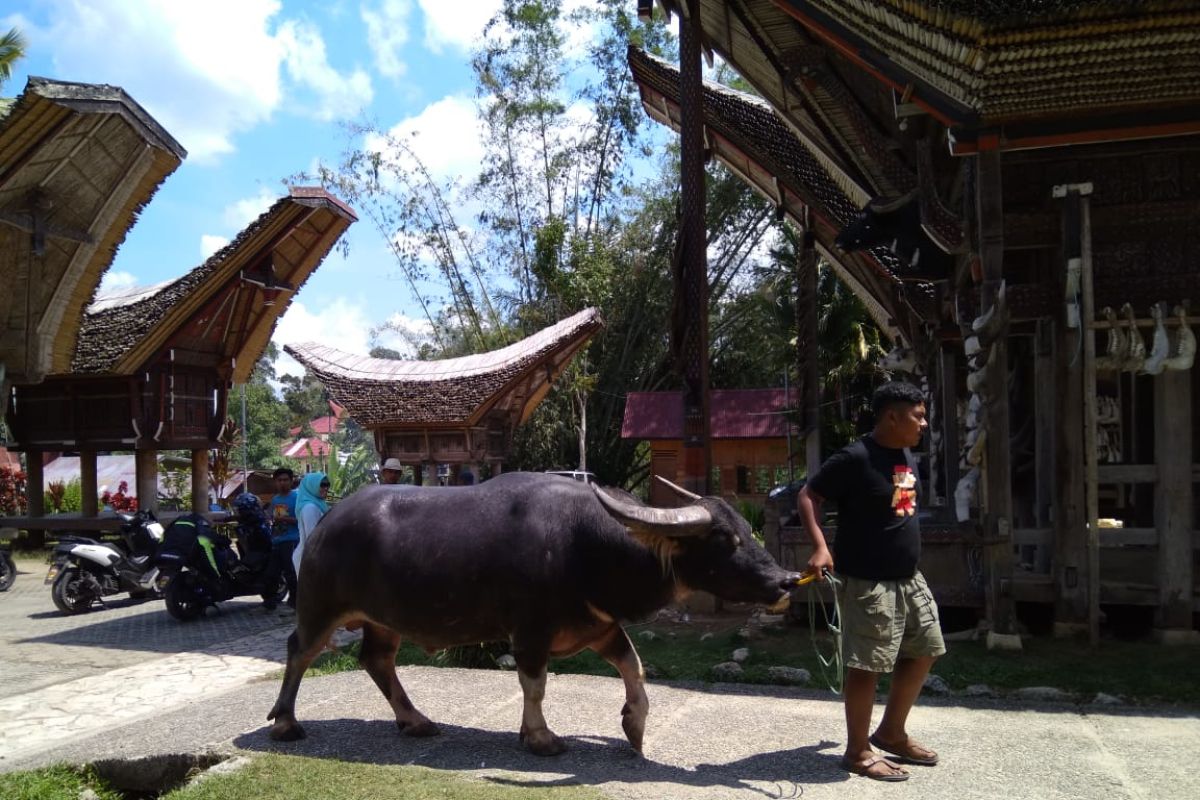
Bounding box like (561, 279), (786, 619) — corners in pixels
(223, 188), (279, 230)
(417, 0), (499, 53)
(371, 94), (484, 181)
(272, 297), (374, 378)
(277, 18), (374, 120)
(97, 270), (139, 294)
(200, 235), (229, 258)
(361, 0), (412, 79)
(23, 1), (371, 160)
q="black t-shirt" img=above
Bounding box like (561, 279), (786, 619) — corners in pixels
(806, 435), (921, 580)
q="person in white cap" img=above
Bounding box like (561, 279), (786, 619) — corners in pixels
(380, 458), (404, 485)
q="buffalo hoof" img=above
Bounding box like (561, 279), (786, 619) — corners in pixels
(399, 719), (440, 737)
(523, 729), (568, 756)
(269, 719), (307, 742)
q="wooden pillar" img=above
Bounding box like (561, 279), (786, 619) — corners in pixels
(939, 349), (960, 508)
(1154, 369), (1195, 639)
(976, 150), (1018, 643)
(1033, 321), (1056, 572)
(80, 450), (98, 517)
(191, 448), (209, 514)
(796, 226), (821, 478)
(1053, 315), (1089, 634)
(25, 450), (44, 516)
(1053, 192), (1089, 635)
(677, 0), (711, 495)
(135, 449), (158, 514)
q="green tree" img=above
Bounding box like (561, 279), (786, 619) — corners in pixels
(0, 27), (26, 89)
(239, 344), (293, 470)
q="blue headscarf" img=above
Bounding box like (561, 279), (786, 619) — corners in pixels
(295, 472), (329, 518)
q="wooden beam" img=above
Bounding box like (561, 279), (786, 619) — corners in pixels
(1154, 368), (1194, 632)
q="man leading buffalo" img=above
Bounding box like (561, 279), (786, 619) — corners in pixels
(797, 381), (945, 782)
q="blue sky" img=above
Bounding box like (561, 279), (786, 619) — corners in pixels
(3, 0), (556, 377)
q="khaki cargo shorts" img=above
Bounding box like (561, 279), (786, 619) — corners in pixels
(836, 571), (946, 673)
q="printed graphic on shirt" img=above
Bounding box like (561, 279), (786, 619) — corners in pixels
(892, 465), (917, 517)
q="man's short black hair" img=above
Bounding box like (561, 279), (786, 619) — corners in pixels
(273, 467), (294, 479)
(871, 381), (925, 417)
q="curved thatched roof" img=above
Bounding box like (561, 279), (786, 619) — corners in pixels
(0, 76), (186, 385)
(628, 48), (911, 337)
(286, 308), (604, 427)
(72, 187), (356, 381)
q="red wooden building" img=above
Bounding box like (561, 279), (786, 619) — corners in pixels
(623, 389), (795, 506)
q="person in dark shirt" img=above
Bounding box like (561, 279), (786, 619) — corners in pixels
(797, 381), (945, 782)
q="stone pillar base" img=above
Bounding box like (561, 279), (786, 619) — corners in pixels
(986, 631), (1023, 651)
(1052, 622), (1089, 639)
(1153, 629), (1200, 646)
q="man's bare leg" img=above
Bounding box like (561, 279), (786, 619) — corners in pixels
(872, 656), (938, 763)
(843, 667), (907, 779)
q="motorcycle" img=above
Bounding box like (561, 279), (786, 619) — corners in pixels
(1, 535), (16, 592)
(45, 509), (165, 614)
(156, 495), (283, 621)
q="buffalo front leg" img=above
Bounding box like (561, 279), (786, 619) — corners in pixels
(360, 622), (439, 737)
(593, 625), (649, 753)
(267, 619), (340, 741)
(513, 641), (565, 755)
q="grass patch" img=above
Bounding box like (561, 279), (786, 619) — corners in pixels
(0, 764), (122, 800)
(305, 612), (1200, 706)
(0, 755), (606, 800)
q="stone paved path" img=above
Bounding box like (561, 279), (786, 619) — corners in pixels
(0, 556), (354, 767)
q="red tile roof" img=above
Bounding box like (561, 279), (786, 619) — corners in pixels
(622, 389), (795, 440)
(287, 415), (341, 437)
(281, 437), (332, 459)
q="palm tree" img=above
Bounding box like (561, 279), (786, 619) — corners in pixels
(0, 27), (28, 97)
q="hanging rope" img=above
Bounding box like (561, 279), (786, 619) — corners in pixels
(801, 570), (844, 695)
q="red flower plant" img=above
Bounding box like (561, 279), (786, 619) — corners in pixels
(101, 480), (138, 512)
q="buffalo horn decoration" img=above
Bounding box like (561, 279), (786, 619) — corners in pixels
(592, 485), (711, 537)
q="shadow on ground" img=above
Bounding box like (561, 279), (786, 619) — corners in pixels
(234, 720), (848, 797)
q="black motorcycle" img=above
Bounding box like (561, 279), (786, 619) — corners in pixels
(45, 509), (165, 613)
(156, 498), (282, 621)
(1, 539), (16, 592)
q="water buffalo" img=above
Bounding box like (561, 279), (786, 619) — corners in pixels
(267, 472), (802, 755)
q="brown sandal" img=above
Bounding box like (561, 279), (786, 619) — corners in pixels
(869, 733), (939, 765)
(840, 755), (910, 782)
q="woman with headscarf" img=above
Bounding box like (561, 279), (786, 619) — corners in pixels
(292, 472), (330, 576)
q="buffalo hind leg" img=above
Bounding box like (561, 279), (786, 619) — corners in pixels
(593, 625), (649, 753)
(360, 622), (439, 737)
(513, 640), (565, 755)
(267, 617), (341, 741)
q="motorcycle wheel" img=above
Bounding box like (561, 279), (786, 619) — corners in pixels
(51, 567), (96, 614)
(165, 573), (207, 621)
(0, 552), (16, 592)
(261, 575), (288, 605)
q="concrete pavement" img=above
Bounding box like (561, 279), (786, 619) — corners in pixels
(2, 555), (1199, 799)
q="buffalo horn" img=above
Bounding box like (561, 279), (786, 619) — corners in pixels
(654, 474), (702, 502)
(593, 486), (711, 537)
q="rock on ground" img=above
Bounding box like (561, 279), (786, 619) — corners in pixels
(922, 674), (952, 695)
(767, 666), (811, 685)
(711, 661), (744, 681)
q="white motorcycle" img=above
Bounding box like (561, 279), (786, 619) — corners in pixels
(45, 509), (165, 614)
